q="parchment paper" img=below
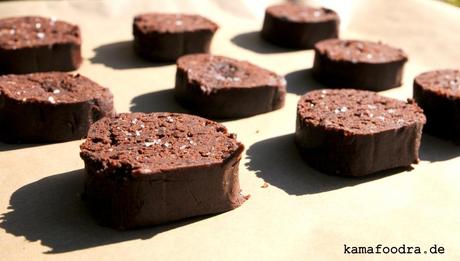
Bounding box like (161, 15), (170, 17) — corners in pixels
(1, 0), (459, 260)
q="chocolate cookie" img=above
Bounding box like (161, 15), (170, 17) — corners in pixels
(175, 54), (286, 118)
(295, 89), (426, 177)
(133, 13), (218, 62)
(413, 69), (460, 144)
(261, 3), (339, 49)
(0, 72), (114, 143)
(312, 39), (408, 91)
(0, 16), (82, 74)
(80, 112), (246, 229)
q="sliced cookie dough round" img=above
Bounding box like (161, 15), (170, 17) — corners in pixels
(0, 16), (82, 74)
(0, 72), (114, 143)
(313, 39), (408, 91)
(133, 13), (218, 62)
(175, 54), (286, 118)
(413, 69), (460, 144)
(261, 3), (339, 49)
(295, 89), (426, 177)
(80, 112), (247, 229)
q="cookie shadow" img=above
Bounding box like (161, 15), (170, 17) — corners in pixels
(285, 68), (325, 95)
(130, 89), (188, 113)
(90, 40), (172, 69)
(0, 142), (43, 152)
(0, 169), (206, 254)
(245, 134), (409, 195)
(419, 134), (460, 162)
(231, 31), (298, 54)
(129, 89), (232, 123)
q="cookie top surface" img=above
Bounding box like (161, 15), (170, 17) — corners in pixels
(133, 13), (218, 34)
(80, 112), (243, 175)
(177, 54), (286, 93)
(315, 39), (407, 64)
(266, 3), (339, 22)
(0, 16), (80, 50)
(297, 89), (426, 135)
(414, 69), (460, 97)
(0, 72), (111, 104)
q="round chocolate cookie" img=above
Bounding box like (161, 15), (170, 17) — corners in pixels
(0, 72), (114, 143)
(175, 54), (286, 118)
(296, 89), (426, 177)
(80, 112), (246, 229)
(133, 13), (218, 62)
(312, 39), (408, 91)
(0, 16), (82, 74)
(413, 69), (460, 144)
(261, 3), (339, 49)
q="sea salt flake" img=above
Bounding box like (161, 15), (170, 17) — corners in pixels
(334, 106), (348, 113)
(53, 89), (60, 94)
(367, 104), (377, 110)
(10, 29), (15, 35)
(131, 118), (138, 124)
(166, 116), (174, 123)
(35, 23), (41, 29)
(179, 145), (187, 150)
(163, 142), (171, 148)
(145, 139), (162, 147)
(135, 130), (141, 136)
(387, 108), (396, 113)
(175, 20), (183, 26)
(36, 32), (45, 39)
(187, 138), (197, 145)
(48, 96), (56, 104)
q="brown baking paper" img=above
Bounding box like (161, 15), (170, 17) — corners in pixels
(1, 0), (460, 260)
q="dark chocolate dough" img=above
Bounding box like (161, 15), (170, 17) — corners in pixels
(295, 89), (426, 177)
(0, 16), (82, 74)
(80, 112), (247, 229)
(175, 54), (286, 118)
(133, 13), (218, 62)
(261, 3), (339, 49)
(413, 69), (460, 144)
(312, 39), (408, 91)
(0, 72), (114, 143)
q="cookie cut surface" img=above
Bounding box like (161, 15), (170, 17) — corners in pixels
(0, 72), (114, 143)
(296, 89), (425, 177)
(80, 112), (246, 229)
(312, 39), (408, 90)
(0, 16), (82, 73)
(413, 69), (460, 144)
(261, 4), (339, 49)
(175, 54), (286, 118)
